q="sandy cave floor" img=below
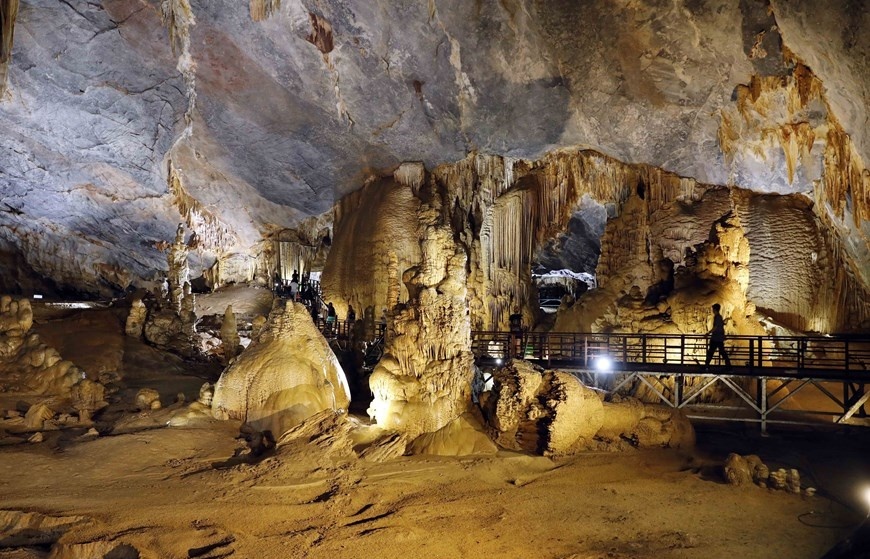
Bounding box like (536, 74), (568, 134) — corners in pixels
(1, 304), (868, 558)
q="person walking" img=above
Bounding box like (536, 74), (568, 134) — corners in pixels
(705, 303), (731, 369)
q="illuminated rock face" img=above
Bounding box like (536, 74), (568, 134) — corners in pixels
(366, 207), (475, 438)
(212, 301), (351, 437)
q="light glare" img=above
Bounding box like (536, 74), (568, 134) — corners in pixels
(862, 486), (870, 515)
(595, 355), (612, 372)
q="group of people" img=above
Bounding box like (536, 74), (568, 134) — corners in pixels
(273, 269), (320, 304)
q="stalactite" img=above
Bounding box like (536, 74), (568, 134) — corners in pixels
(277, 241), (316, 280)
(812, 208), (870, 331)
(0, 0), (17, 97)
(249, 0), (280, 22)
(776, 123), (815, 185)
(167, 162), (235, 253)
(160, 0), (196, 129)
(394, 162), (426, 192)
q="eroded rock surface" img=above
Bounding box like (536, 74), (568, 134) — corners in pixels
(483, 361), (694, 455)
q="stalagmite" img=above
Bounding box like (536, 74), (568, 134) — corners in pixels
(125, 298), (147, 339)
(220, 305), (241, 363)
(212, 301), (350, 438)
(0, 297), (84, 395)
(70, 379), (107, 424)
(367, 209), (474, 438)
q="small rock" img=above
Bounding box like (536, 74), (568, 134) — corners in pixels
(5, 409), (21, 419)
(27, 432), (44, 443)
(805, 487), (816, 497)
(24, 402), (55, 430)
(78, 427), (100, 440)
(135, 388), (161, 411)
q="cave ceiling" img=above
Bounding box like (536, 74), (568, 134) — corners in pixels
(0, 0), (868, 293)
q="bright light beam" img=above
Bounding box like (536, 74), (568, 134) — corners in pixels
(595, 355), (612, 372)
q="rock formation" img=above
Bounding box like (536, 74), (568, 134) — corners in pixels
(0, 296), (84, 394)
(124, 298), (148, 338)
(212, 301), (351, 437)
(69, 379), (107, 424)
(482, 361), (694, 456)
(135, 388), (162, 411)
(366, 205), (475, 438)
(141, 226), (199, 357)
(220, 304), (241, 363)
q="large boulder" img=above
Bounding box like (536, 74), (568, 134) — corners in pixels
(483, 361), (604, 456)
(212, 301), (351, 437)
(483, 362), (695, 455)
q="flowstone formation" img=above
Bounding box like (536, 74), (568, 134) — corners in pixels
(0, 296), (83, 394)
(367, 205), (475, 438)
(481, 361), (694, 456)
(212, 301), (350, 437)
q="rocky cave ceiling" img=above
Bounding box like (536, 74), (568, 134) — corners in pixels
(0, 0), (868, 294)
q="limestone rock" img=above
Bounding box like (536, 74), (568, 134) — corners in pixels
(197, 382), (214, 406)
(484, 361), (604, 455)
(69, 379), (107, 423)
(221, 304), (241, 363)
(125, 298), (148, 338)
(23, 402), (54, 431)
(135, 388), (162, 411)
(724, 453), (770, 487)
(409, 413), (498, 457)
(212, 301), (351, 438)
(27, 431), (43, 444)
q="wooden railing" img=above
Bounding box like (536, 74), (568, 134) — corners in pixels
(471, 331), (870, 380)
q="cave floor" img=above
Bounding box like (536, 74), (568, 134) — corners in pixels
(0, 424), (862, 559)
(0, 304), (865, 558)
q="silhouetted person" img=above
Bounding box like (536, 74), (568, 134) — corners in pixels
(509, 310), (523, 359)
(291, 269), (299, 284)
(326, 302), (337, 334)
(705, 303), (731, 368)
(347, 305), (356, 323)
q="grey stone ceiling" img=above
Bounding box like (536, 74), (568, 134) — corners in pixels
(0, 0), (867, 293)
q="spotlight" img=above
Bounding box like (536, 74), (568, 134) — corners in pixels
(862, 486), (870, 516)
(595, 355), (612, 372)
(495, 358), (503, 365)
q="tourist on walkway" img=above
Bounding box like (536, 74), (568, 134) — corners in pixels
(705, 303), (731, 368)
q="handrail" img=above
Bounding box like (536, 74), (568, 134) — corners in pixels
(470, 331), (870, 376)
